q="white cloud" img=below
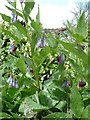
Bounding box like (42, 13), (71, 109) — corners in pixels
(0, 0), (76, 28)
(39, 0), (76, 28)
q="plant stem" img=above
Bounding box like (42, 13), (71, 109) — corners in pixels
(20, 1), (40, 91)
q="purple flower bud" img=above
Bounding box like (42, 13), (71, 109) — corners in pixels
(57, 54), (65, 64)
(36, 38), (46, 48)
(78, 80), (86, 88)
(11, 12), (17, 22)
(62, 80), (70, 87)
(10, 45), (17, 53)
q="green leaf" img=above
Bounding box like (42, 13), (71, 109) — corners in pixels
(31, 31), (39, 54)
(24, 1), (35, 22)
(76, 12), (88, 39)
(0, 13), (11, 22)
(70, 86), (84, 118)
(0, 112), (12, 119)
(48, 33), (58, 48)
(8, 1), (16, 8)
(12, 21), (27, 37)
(81, 106), (89, 118)
(30, 17), (41, 33)
(55, 100), (67, 111)
(3, 29), (20, 43)
(57, 40), (88, 64)
(51, 87), (67, 101)
(19, 97), (48, 113)
(38, 91), (56, 108)
(16, 58), (26, 74)
(42, 112), (67, 119)
(68, 58), (81, 72)
(33, 46), (50, 68)
(36, 5), (40, 23)
(67, 27), (84, 43)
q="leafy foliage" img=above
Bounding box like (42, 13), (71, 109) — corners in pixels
(0, 0), (89, 119)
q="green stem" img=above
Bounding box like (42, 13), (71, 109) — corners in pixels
(20, 1), (40, 91)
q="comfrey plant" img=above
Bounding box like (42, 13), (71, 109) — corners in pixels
(0, 0), (89, 119)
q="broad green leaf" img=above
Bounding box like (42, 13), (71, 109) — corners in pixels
(0, 13), (11, 22)
(76, 12), (88, 39)
(67, 27), (84, 43)
(3, 29), (20, 43)
(21, 87), (37, 97)
(70, 86), (84, 118)
(55, 100), (67, 111)
(0, 112), (12, 119)
(51, 87), (67, 101)
(16, 58), (26, 74)
(24, 1), (35, 22)
(68, 58), (81, 72)
(19, 97), (48, 113)
(57, 40), (88, 64)
(31, 18), (41, 33)
(81, 106), (89, 118)
(42, 112), (67, 119)
(38, 91), (56, 108)
(12, 21), (27, 37)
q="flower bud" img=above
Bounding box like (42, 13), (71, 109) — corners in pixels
(36, 38), (46, 48)
(78, 80), (86, 88)
(57, 54), (65, 64)
(11, 12), (17, 22)
(10, 45), (17, 54)
(62, 80), (70, 87)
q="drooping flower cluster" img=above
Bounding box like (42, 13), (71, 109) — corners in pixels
(78, 79), (86, 88)
(10, 44), (17, 54)
(57, 54), (65, 64)
(36, 38), (46, 48)
(11, 12), (17, 23)
(62, 80), (70, 87)
(7, 76), (18, 88)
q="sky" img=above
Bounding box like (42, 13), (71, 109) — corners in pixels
(0, 0), (87, 28)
